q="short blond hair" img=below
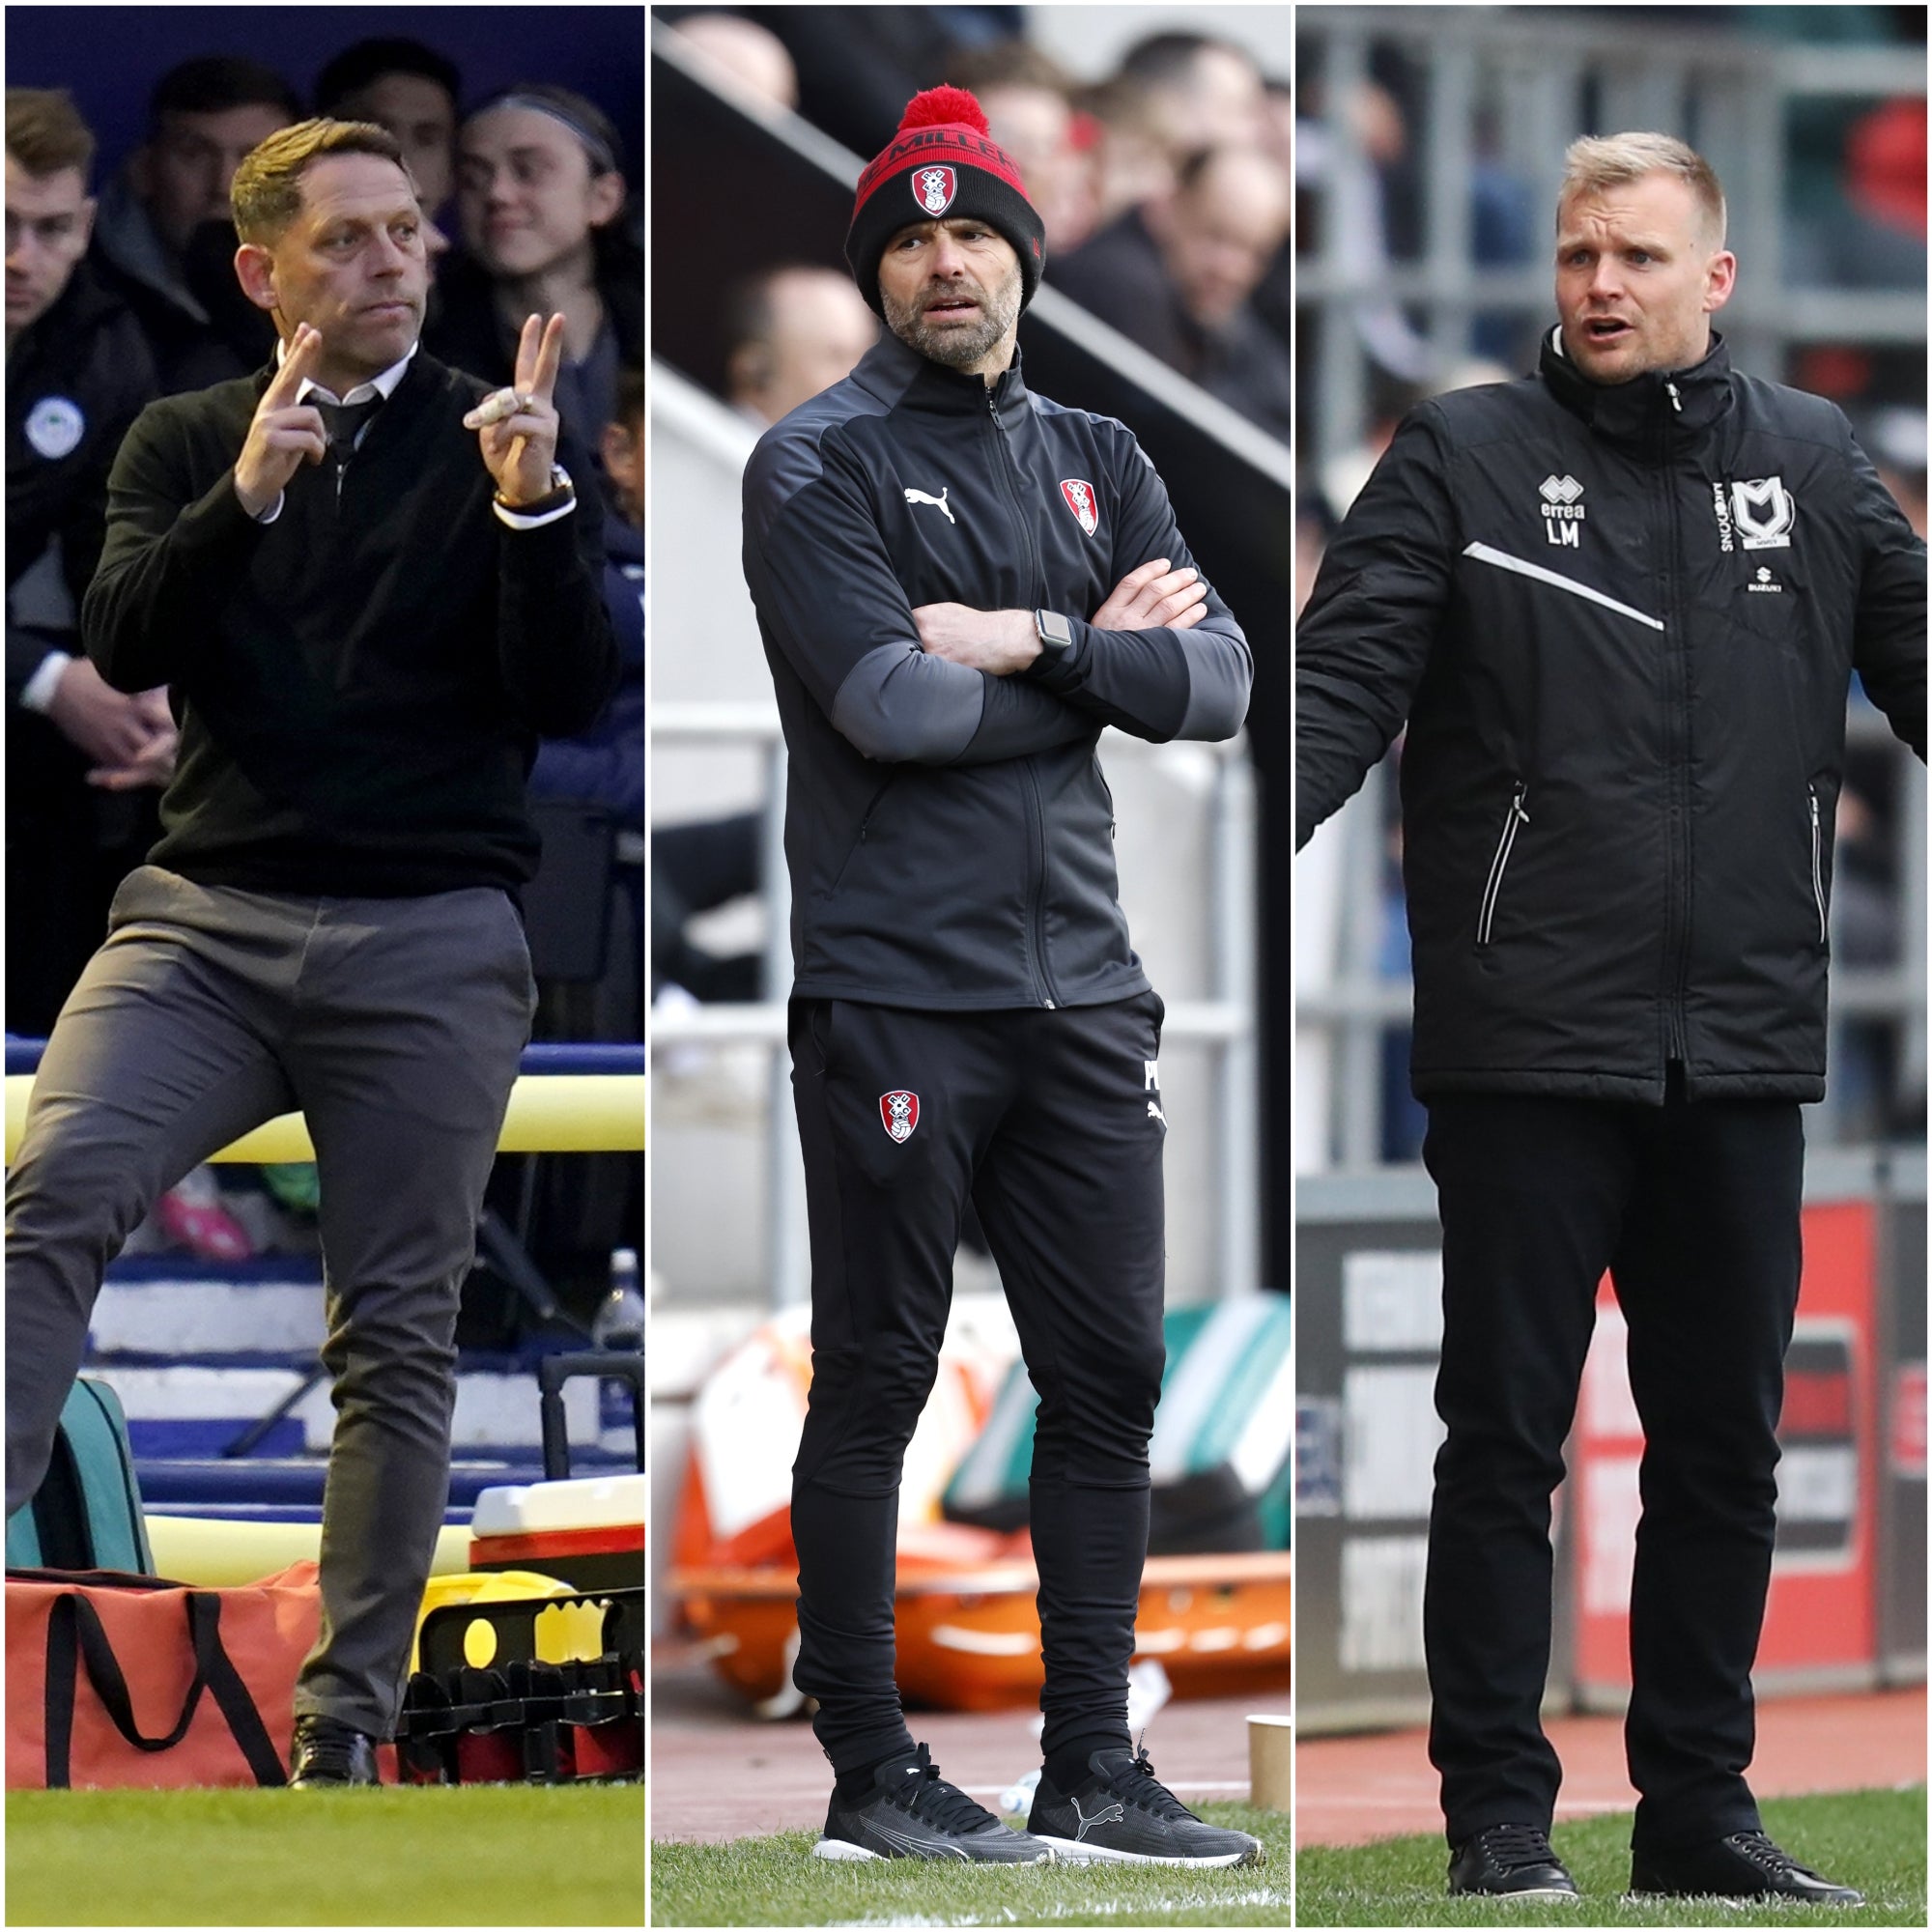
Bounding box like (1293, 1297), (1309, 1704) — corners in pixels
(230, 116), (411, 244)
(1558, 131), (1726, 248)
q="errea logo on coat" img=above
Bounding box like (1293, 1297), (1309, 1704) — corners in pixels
(1539, 474), (1585, 548)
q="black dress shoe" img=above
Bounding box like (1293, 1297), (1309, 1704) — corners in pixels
(1448, 1824), (1579, 1898)
(1631, 1831), (1863, 1904)
(289, 1714), (381, 1787)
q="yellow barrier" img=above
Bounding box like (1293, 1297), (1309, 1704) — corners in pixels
(3, 1072), (644, 1164)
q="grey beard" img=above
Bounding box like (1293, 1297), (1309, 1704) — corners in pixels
(882, 277), (1020, 369)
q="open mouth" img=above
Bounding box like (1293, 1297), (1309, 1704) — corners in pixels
(1585, 317), (1634, 345)
(923, 296), (980, 320)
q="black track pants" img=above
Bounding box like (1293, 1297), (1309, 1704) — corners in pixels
(1421, 1084), (1803, 1852)
(788, 993), (1168, 1776)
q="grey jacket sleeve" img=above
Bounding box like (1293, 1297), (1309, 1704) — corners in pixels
(1027, 432), (1252, 743)
(744, 426), (1091, 766)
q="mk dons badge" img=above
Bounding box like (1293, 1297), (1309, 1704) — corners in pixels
(1730, 476), (1795, 550)
(912, 166), (956, 216)
(1060, 478), (1099, 536)
(880, 1090), (920, 1143)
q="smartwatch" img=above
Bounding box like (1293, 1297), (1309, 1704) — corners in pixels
(1035, 608), (1074, 662)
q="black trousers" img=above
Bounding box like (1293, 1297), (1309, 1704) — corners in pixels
(788, 993), (1167, 1776)
(1422, 1082), (1803, 1853)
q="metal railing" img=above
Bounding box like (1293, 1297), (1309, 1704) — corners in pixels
(1298, 8), (1928, 475)
(652, 703), (1261, 1306)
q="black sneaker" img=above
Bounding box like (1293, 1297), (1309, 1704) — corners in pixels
(813, 1744), (1055, 1862)
(1447, 1824), (1579, 1898)
(1631, 1831), (1863, 1905)
(1027, 1744), (1264, 1866)
(288, 1714), (380, 1788)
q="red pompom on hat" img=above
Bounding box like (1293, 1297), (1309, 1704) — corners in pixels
(845, 85), (1046, 319)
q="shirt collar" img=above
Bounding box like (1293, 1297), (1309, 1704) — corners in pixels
(275, 335), (419, 407)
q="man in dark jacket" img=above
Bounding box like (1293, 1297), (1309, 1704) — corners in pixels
(5, 118), (614, 1788)
(6, 87), (170, 1034)
(744, 86), (1255, 1869)
(1297, 132), (1924, 1905)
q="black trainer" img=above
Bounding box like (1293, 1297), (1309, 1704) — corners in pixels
(1631, 1831), (1864, 1905)
(1027, 1744), (1264, 1866)
(288, 1714), (380, 1787)
(813, 1743), (1055, 1862)
(1447, 1824), (1579, 1898)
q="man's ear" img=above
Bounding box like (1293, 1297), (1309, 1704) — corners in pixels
(1704, 248), (1738, 316)
(233, 241), (278, 315)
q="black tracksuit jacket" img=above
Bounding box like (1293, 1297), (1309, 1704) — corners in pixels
(1297, 329), (1926, 1103)
(744, 330), (1252, 1009)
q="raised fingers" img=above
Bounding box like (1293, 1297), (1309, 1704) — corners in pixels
(265, 323), (324, 406)
(528, 313), (566, 405)
(511, 313), (543, 396)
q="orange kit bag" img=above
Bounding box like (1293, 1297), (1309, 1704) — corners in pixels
(6, 1562), (321, 1789)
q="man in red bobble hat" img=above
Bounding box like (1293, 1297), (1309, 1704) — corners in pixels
(742, 86), (1259, 1866)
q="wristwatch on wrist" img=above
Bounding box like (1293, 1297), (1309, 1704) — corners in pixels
(1035, 608), (1074, 662)
(497, 464), (574, 515)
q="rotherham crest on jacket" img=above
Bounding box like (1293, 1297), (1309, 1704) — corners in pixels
(880, 1091), (920, 1142)
(912, 166), (956, 216)
(1061, 478), (1099, 536)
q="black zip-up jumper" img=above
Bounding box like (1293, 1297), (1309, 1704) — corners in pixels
(1297, 330), (1926, 1103)
(744, 330), (1252, 1009)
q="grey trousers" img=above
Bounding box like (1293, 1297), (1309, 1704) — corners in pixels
(6, 866), (534, 1735)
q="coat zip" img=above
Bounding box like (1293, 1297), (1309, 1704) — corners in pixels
(1476, 784), (1529, 946)
(985, 383), (1059, 1008)
(1660, 409), (1691, 1064)
(1808, 786), (1828, 943)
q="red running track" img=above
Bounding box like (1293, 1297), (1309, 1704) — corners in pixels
(1295, 1685), (1926, 1847)
(651, 1637), (1279, 1843)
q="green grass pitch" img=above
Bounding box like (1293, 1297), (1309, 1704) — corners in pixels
(1295, 1787), (1925, 1927)
(649, 1801), (1292, 1926)
(6, 1785), (644, 1925)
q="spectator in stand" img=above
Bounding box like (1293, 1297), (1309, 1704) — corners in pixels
(6, 88), (170, 1039)
(1074, 74), (1176, 231)
(430, 85), (641, 460)
(533, 358), (643, 837)
(722, 264), (876, 430)
(315, 37), (461, 257)
(89, 56), (298, 392)
(1056, 143), (1293, 440)
(949, 43), (1097, 256)
(1117, 31), (1269, 162)
(665, 13), (800, 113)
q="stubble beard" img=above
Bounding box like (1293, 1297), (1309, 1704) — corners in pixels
(882, 268), (1021, 371)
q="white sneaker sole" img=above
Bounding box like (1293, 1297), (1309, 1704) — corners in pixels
(811, 1838), (1053, 1864)
(1032, 1833), (1260, 1868)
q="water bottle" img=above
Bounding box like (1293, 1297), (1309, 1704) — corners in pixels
(591, 1246), (644, 1457)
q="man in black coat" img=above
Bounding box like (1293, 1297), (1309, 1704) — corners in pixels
(745, 86), (1257, 1870)
(5, 117), (614, 1787)
(6, 87), (169, 1033)
(1297, 132), (1924, 1905)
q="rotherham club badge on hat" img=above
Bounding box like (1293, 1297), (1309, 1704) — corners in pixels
(912, 165), (957, 216)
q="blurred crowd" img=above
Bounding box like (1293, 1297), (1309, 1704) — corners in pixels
(7, 42), (643, 1295)
(663, 10), (1291, 438)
